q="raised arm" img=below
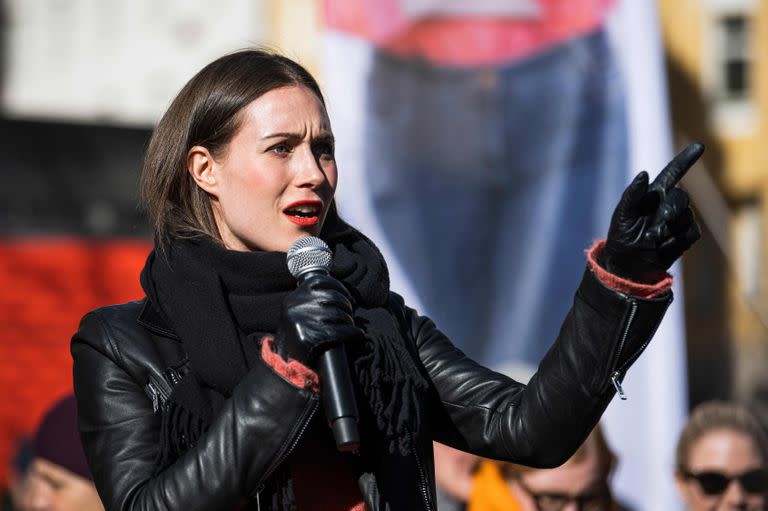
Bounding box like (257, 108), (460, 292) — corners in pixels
(408, 266), (670, 467)
(413, 143), (703, 466)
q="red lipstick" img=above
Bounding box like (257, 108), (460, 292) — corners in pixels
(283, 200), (323, 227)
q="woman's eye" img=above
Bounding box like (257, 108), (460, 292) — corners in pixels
(314, 142), (335, 160)
(270, 143), (291, 155)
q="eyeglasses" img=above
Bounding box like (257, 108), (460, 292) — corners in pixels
(515, 477), (610, 511)
(682, 468), (768, 496)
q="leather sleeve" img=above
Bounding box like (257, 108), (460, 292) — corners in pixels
(408, 266), (672, 468)
(71, 310), (319, 511)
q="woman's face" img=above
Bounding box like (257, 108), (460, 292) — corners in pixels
(676, 429), (766, 511)
(190, 85), (337, 252)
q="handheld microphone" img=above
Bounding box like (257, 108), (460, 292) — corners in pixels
(287, 236), (360, 452)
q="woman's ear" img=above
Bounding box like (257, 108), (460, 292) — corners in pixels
(187, 145), (219, 196)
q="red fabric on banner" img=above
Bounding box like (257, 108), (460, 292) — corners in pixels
(0, 238), (151, 488)
(323, 0), (615, 67)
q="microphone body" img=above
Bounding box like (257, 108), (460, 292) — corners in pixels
(287, 237), (360, 452)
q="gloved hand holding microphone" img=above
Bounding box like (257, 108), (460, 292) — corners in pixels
(274, 236), (364, 452)
(274, 272), (362, 367)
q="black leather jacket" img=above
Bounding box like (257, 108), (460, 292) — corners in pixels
(72, 268), (671, 511)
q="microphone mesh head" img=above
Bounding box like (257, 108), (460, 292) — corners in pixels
(287, 236), (332, 278)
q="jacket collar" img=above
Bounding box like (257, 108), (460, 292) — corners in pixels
(137, 297), (181, 340)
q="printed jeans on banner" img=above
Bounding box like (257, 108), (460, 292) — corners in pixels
(364, 29), (628, 369)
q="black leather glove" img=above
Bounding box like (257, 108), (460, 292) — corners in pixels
(602, 142), (704, 283)
(274, 273), (363, 367)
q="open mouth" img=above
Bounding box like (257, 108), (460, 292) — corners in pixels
(283, 201), (322, 226)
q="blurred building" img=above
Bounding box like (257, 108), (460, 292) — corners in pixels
(659, 0), (768, 420)
(1, 0), (320, 126)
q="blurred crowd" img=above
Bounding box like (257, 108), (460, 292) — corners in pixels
(436, 400), (768, 511)
(3, 397), (766, 510)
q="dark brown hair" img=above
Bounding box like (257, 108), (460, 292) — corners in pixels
(140, 49), (325, 244)
(675, 400), (768, 473)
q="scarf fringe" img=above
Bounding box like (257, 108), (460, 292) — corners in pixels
(354, 324), (429, 456)
(155, 399), (206, 474)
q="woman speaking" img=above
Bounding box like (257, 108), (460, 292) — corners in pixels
(71, 49), (702, 511)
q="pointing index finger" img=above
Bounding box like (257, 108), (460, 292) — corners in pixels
(651, 142), (705, 192)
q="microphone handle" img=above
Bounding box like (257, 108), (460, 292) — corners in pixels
(318, 344), (360, 452)
(297, 269), (360, 452)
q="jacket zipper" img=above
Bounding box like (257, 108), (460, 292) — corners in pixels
(145, 375), (171, 412)
(166, 367), (182, 385)
(410, 433), (432, 511)
(609, 295), (672, 400)
(145, 366), (184, 412)
(252, 399), (319, 500)
(609, 300), (637, 400)
(145, 382), (161, 412)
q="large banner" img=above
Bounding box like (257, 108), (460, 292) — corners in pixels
(322, 1), (685, 509)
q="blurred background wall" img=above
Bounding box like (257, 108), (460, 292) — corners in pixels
(0, 1), (766, 510)
(660, 0), (768, 420)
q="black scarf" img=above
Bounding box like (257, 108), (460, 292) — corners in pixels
(140, 215), (428, 470)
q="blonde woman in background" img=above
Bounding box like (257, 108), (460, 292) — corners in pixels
(675, 401), (768, 511)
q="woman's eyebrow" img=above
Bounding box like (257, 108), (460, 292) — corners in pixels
(313, 133), (336, 145)
(262, 132), (302, 141)
(30, 468), (64, 489)
(262, 131), (334, 142)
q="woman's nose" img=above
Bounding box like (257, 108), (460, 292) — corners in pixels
(295, 145), (326, 188)
(721, 478), (747, 505)
(27, 484), (53, 510)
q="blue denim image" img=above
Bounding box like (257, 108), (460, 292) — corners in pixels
(364, 29), (628, 368)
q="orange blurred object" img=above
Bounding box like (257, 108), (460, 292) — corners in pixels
(0, 238), (151, 488)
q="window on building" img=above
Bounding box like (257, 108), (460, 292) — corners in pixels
(718, 14), (751, 101)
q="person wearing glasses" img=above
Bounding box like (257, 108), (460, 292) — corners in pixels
(467, 425), (623, 511)
(675, 401), (768, 511)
